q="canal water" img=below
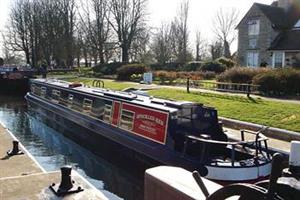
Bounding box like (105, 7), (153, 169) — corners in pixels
(0, 95), (144, 200)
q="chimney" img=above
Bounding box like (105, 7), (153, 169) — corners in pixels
(278, 0), (293, 11)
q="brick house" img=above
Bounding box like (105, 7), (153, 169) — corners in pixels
(237, 0), (300, 67)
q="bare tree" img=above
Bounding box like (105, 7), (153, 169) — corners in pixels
(79, 0), (112, 65)
(213, 8), (239, 58)
(109, 0), (148, 62)
(170, 0), (190, 63)
(151, 23), (173, 64)
(130, 26), (150, 62)
(6, 0), (31, 65)
(5, 0), (77, 68)
(195, 31), (207, 61)
(210, 40), (223, 60)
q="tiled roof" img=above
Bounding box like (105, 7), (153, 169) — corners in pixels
(254, 3), (288, 29)
(269, 30), (300, 50)
(237, 2), (300, 30)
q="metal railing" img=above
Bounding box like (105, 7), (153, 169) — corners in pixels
(182, 128), (270, 166)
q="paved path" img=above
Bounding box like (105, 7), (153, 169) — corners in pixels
(0, 125), (43, 178)
(0, 123), (107, 200)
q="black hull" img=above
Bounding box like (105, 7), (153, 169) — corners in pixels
(26, 93), (206, 173)
(0, 79), (29, 95)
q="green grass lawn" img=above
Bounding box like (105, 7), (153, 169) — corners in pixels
(61, 77), (300, 132)
(65, 78), (136, 91)
(148, 89), (300, 132)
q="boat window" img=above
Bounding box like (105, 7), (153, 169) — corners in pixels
(41, 87), (47, 98)
(31, 84), (36, 94)
(83, 98), (93, 113)
(58, 91), (69, 106)
(32, 85), (41, 96)
(51, 89), (61, 103)
(91, 98), (105, 120)
(120, 109), (134, 130)
(68, 94), (74, 105)
(71, 94), (83, 112)
(177, 107), (192, 124)
(103, 104), (112, 123)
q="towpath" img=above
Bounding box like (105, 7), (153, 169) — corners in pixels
(0, 123), (108, 200)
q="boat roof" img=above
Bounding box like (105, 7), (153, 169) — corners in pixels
(32, 79), (201, 113)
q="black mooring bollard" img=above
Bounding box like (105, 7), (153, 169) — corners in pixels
(7, 140), (23, 156)
(49, 166), (84, 196)
(59, 166), (74, 192)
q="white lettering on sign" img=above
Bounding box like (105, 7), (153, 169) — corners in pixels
(136, 114), (164, 126)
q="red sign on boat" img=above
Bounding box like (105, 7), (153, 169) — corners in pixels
(122, 103), (169, 144)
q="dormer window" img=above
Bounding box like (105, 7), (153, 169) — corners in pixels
(248, 19), (260, 36)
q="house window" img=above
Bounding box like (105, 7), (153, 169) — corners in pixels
(248, 19), (260, 36)
(249, 38), (257, 49)
(247, 52), (259, 67)
(272, 52), (285, 68)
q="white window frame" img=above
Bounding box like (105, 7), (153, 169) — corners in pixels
(272, 51), (285, 68)
(249, 38), (258, 49)
(248, 19), (260, 36)
(41, 87), (47, 97)
(120, 109), (135, 131)
(103, 104), (113, 123)
(247, 51), (259, 67)
(83, 98), (93, 112)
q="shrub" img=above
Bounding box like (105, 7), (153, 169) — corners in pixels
(150, 63), (184, 71)
(175, 71), (216, 80)
(183, 62), (202, 71)
(116, 63), (148, 81)
(200, 61), (226, 73)
(200, 71), (216, 80)
(217, 67), (270, 83)
(93, 72), (103, 78)
(216, 57), (236, 69)
(93, 62), (126, 75)
(153, 70), (177, 84)
(253, 68), (300, 95)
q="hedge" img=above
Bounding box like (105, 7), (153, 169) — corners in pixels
(200, 61), (226, 73)
(253, 68), (300, 95)
(93, 62), (127, 75)
(150, 63), (184, 71)
(216, 57), (236, 69)
(217, 67), (270, 83)
(116, 64), (149, 81)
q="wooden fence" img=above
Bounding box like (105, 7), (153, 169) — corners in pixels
(186, 79), (260, 97)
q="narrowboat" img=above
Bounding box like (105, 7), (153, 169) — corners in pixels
(25, 79), (272, 182)
(0, 66), (34, 95)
